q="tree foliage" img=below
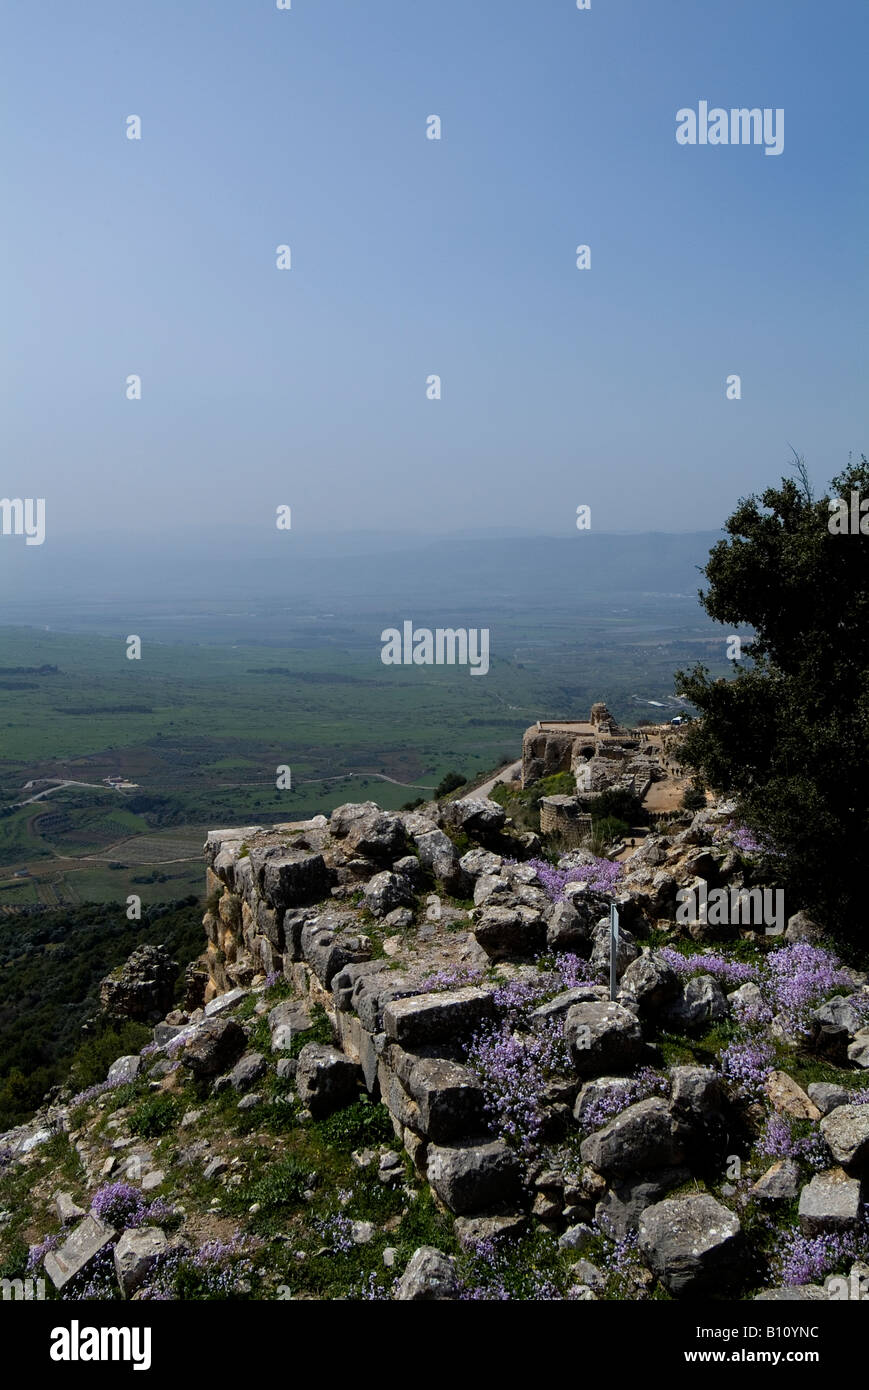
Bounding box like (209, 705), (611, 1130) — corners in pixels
(674, 455), (869, 940)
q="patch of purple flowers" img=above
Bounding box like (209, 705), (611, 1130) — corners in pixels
(553, 953), (596, 991)
(772, 1228), (861, 1287)
(313, 1213), (356, 1254)
(758, 1114), (830, 1169)
(26, 1233), (61, 1271)
(659, 947), (758, 987)
(90, 1182), (172, 1230)
(720, 1038), (776, 1099)
(140, 1234), (263, 1300)
(727, 822), (784, 857)
(418, 966), (484, 993)
(69, 1076), (127, 1107)
(65, 1244), (118, 1300)
(467, 1018), (569, 1152)
(458, 1235), (562, 1300)
(491, 976), (553, 1018)
(763, 943), (853, 1038)
(577, 1068), (669, 1134)
(525, 856), (623, 902)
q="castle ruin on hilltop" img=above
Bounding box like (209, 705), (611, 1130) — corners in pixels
(521, 703), (674, 839)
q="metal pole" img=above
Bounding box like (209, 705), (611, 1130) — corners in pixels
(609, 902), (619, 1001)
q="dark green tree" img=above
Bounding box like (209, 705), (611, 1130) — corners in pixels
(674, 454), (869, 940)
(435, 771), (467, 798)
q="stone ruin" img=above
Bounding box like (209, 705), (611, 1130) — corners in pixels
(521, 703), (670, 834)
(5, 786), (868, 1301)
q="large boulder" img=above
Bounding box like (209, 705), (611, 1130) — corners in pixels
(351, 972), (421, 1034)
(820, 1105), (869, 1173)
(580, 1098), (685, 1174)
(798, 1169), (863, 1235)
(806, 1082), (850, 1117)
(474, 905), (546, 962)
(619, 952), (680, 1015)
(811, 995), (867, 1060)
(251, 847), (333, 909)
(663, 975), (728, 1033)
(181, 1017), (247, 1081)
(363, 871), (415, 919)
(574, 1076), (637, 1130)
(395, 1246), (459, 1300)
(413, 829), (468, 895)
(565, 1001), (647, 1076)
(330, 802), (405, 860)
(848, 1030), (869, 1069)
(589, 922), (640, 980)
(114, 1226), (169, 1297)
(532, 987), (605, 1028)
(752, 1159), (801, 1202)
(426, 1138), (521, 1215)
(107, 1055), (142, 1086)
(331, 960), (389, 1014)
(227, 1052), (267, 1093)
(638, 1194), (743, 1296)
(442, 797), (506, 837)
(268, 999), (313, 1051)
(99, 944), (178, 1024)
(383, 988), (494, 1048)
(45, 1214), (117, 1292)
(459, 849), (503, 880)
(545, 897), (595, 953)
(404, 1057), (486, 1143)
(300, 920), (371, 988)
(295, 1044), (361, 1118)
(595, 1168), (690, 1240)
(784, 910), (825, 945)
(765, 1071), (821, 1121)
(668, 1064), (727, 1158)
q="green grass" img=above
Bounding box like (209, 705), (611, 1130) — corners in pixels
(129, 1093), (182, 1138)
(0, 613), (734, 903)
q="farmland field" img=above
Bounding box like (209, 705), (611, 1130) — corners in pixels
(0, 532), (734, 905)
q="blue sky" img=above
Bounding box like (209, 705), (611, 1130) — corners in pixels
(3, 0), (867, 537)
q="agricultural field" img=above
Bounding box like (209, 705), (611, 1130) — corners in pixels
(0, 583), (730, 906)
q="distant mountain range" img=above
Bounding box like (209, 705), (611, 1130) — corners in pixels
(0, 528), (723, 613)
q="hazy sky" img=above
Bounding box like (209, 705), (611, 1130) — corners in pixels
(3, 0), (867, 539)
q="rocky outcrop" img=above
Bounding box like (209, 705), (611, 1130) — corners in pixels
(7, 785), (867, 1307)
(98, 944), (179, 1024)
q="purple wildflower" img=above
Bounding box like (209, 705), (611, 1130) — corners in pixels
(720, 1038), (775, 1100)
(522, 856), (623, 902)
(553, 953), (596, 991)
(763, 943), (853, 1038)
(772, 1228), (862, 1287)
(26, 1233), (61, 1271)
(89, 1182), (172, 1230)
(418, 966), (484, 993)
(757, 1115), (829, 1169)
(69, 1076), (128, 1106)
(313, 1213), (356, 1254)
(659, 947), (758, 987)
(577, 1068), (669, 1134)
(726, 822), (784, 857)
(467, 1018), (569, 1152)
